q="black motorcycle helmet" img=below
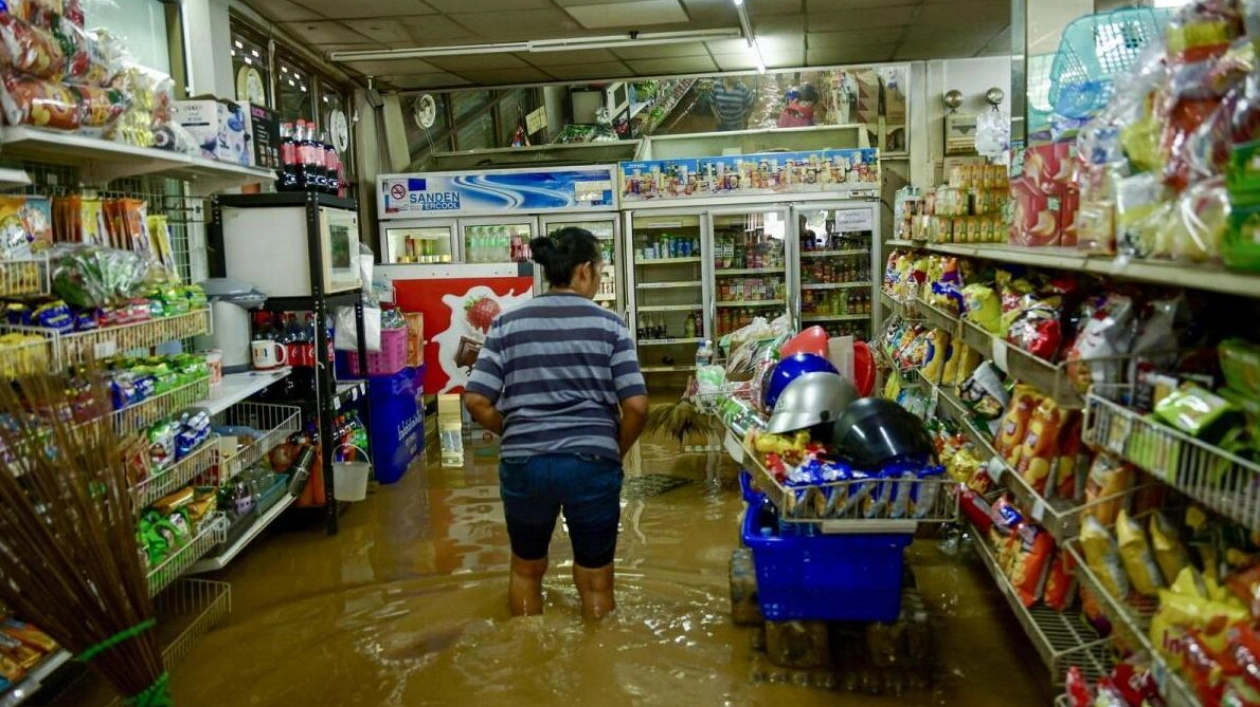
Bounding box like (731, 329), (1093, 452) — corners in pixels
(829, 397), (935, 470)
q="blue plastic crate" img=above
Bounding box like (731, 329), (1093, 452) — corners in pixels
(741, 491), (911, 622)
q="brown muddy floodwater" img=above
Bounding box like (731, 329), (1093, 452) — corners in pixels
(55, 436), (1056, 707)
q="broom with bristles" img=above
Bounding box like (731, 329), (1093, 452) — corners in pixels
(645, 397), (717, 447)
(0, 370), (169, 706)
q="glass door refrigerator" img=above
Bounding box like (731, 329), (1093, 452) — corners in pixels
(791, 202), (882, 342)
(380, 219), (458, 264)
(460, 216), (539, 265)
(624, 210), (708, 382)
(538, 214), (622, 313)
(708, 207), (792, 341)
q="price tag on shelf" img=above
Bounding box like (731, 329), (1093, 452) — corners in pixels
(1031, 499), (1047, 522)
(94, 340), (117, 358)
(991, 339), (1010, 373)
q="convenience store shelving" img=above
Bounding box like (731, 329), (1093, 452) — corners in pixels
(716, 300), (785, 308)
(637, 280), (703, 290)
(714, 267), (783, 276)
(801, 313), (870, 322)
(802, 281), (872, 290)
(146, 515), (229, 597)
(887, 239), (1260, 300)
(638, 337), (703, 346)
(187, 495), (299, 573)
(0, 650), (71, 707)
(801, 248), (870, 258)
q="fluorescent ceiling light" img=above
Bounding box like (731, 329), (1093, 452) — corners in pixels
(749, 37), (765, 74)
(732, 0), (763, 72)
(329, 29), (739, 63)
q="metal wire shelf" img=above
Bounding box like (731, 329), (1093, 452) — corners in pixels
(146, 513), (228, 597)
(111, 377), (211, 436)
(63, 309), (210, 365)
(156, 578), (232, 666)
(1084, 386), (1260, 533)
(0, 255), (48, 297)
(1065, 540), (1202, 707)
(970, 522), (1113, 686)
(0, 332), (53, 377)
(133, 439), (219, 510)
(213, 402), (302, 482)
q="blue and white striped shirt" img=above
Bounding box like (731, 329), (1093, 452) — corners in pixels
(466, 293), (647, 461)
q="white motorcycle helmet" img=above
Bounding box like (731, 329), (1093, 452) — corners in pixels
(766, 371), (858, 435)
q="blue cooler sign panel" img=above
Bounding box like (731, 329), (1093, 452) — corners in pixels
(380, 166), (618, 217)
(619, 148), (880, 203)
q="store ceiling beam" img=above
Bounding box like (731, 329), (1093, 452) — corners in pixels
(328, 29), (741, 62)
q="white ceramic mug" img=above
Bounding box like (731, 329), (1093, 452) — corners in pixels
(251, 339), (288, 370)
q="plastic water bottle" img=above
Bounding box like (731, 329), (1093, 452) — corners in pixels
(695, 339), (713, 368)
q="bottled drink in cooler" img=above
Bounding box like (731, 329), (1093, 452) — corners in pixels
(278, 122), (299, 192)
(321, 131), (338, 196)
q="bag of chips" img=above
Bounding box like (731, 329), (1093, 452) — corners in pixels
(1082, 515), (1132, 599)
(1116, 509), (1165, 597)
(1043, 549), (1077, 611)
(1083, 453), (1135, 527)
(0, 13), (65, 79)
(1016, 397), (1067, 496)
(1009, 522), (1055, 608)
(995, 384), (1041, 465)
(1150, 511), (1192, 585)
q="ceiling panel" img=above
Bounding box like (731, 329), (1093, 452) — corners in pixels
(805, 0), (916, 9)
(807, 44), (895, 65)
(382, 73), (472, 89)
(425, 0), (552, 11)
(343, 59), (441, 76)
(518, 48), (621, 66)
(915, 0), (1009, 28)
(294, 0), (435, 19)
(807, 27), (906, 50)
(706, 34), (800, 55)
(611, 41), (709, 59)
(425, 53), (531, 71)
(747, 0), (803, 15)
(457, 67), (555, 84)
(895, 26), (990, 59)
(564, 0), (688, 29)
(248, 0), (322, 22)
(339, 18), (413, 44)
(397, 15), (478, 41)
(553, 0), (664, 5)
(979, 24), (1012, 54)
(678, 0), (738, 26)
(279, 20), (370, 44)
(541, 61), (636, 80)
(447, 9), (582, 40)
(806, 6), (919, 31)
(626, 55), (718, 74)
(313, 42), (387, 52)
(753, 13), (804, 34)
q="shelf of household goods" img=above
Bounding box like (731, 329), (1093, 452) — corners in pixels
(637, 304), (701, 313)
(968, 513), (1113, 685)
(801, 282), (872, 291)
(146, 514), (229, 597)
(633, 256), (702, 265)
(638, 337), (703, 347)
(714, 267), (783, 276)
(917, 241), (1260, 301)
(203, 368), (293, 416)
(637, 280), (702, 290)
(0, 127), (277, 195)
(800, 313), (869, 322)
(1084, 388), (1260, 533)
(800, 248), (870, 258)
(186, 494), (298, 574)
(716, 300), (785, 309)
(1065, 538), (1200, 707)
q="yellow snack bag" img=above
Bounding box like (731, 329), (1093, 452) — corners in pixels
(920, 329), (951, 384)
(940, 339), (959, 387)
(1150, 512), (1192, 585)
(1116, 509), (1164, 597)
(961, 284), (1001, 333)
(1081, 515), (1131, 599)
(951, 343), (981, 386)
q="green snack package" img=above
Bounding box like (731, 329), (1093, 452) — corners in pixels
(1153, 384), (1242, 443)
(1219, 338), (1260, 398)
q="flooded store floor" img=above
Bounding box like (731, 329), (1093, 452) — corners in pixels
(58, 437), (1056, 707)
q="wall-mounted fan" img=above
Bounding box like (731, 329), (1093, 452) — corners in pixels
(413, 94), (437, 130)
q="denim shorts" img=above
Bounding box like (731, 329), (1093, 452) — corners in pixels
(499, 453), (623, 568)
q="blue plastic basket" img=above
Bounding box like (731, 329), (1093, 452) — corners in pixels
(1047, 8), (1170, 118)
(741, 491), (912, 622)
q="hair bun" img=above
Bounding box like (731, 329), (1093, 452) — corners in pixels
(530, 236), (555, 267)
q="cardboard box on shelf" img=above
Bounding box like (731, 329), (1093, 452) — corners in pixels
(238, 102), (280, 170)
(173, 98), (250, 166)
(1009, 142), (1079, 247)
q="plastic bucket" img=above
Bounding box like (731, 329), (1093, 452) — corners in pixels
(333, 444), (371, 502)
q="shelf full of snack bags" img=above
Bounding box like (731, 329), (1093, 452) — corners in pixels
(0, 618), (67, 707)
(881, 233), (1260, 701)
(0, 3), (275, 194)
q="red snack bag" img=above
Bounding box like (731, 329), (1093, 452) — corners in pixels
(1065, 666), (1093, 707)
(959, 488), (993, 535)
(1093, 677), (1128, 707)
(0, 76), (80, 130)
(1055, 414), (1084, 501)
(1112, 660), (1167, 707)
(1009, 522), (1055, 608)
(1043, 549), (1077, 611)
(1185, 628), (1242, 707)
(1007, 296), (1065, 360)
(1226, 622), (1260, 692)
(0, 13), (65, 79)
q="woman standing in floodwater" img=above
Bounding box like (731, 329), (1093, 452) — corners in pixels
(464, 227), (648, 620)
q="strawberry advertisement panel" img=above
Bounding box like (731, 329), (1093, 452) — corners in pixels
(391, 274), (534, 395)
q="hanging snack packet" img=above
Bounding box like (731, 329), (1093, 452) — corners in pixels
(961, 283), (1002, 333)
(1151, 511), (1193, 585)
(1081, 515), (1132, 599)
(1043, 550), (1077, 611)
(1083, 453), (1135, 527)
(1009, 522), (1055, 608)
(1116, 509), (1165, 597)
(1016, 397), (1067, 495)
(995, 384), (1042, 465)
